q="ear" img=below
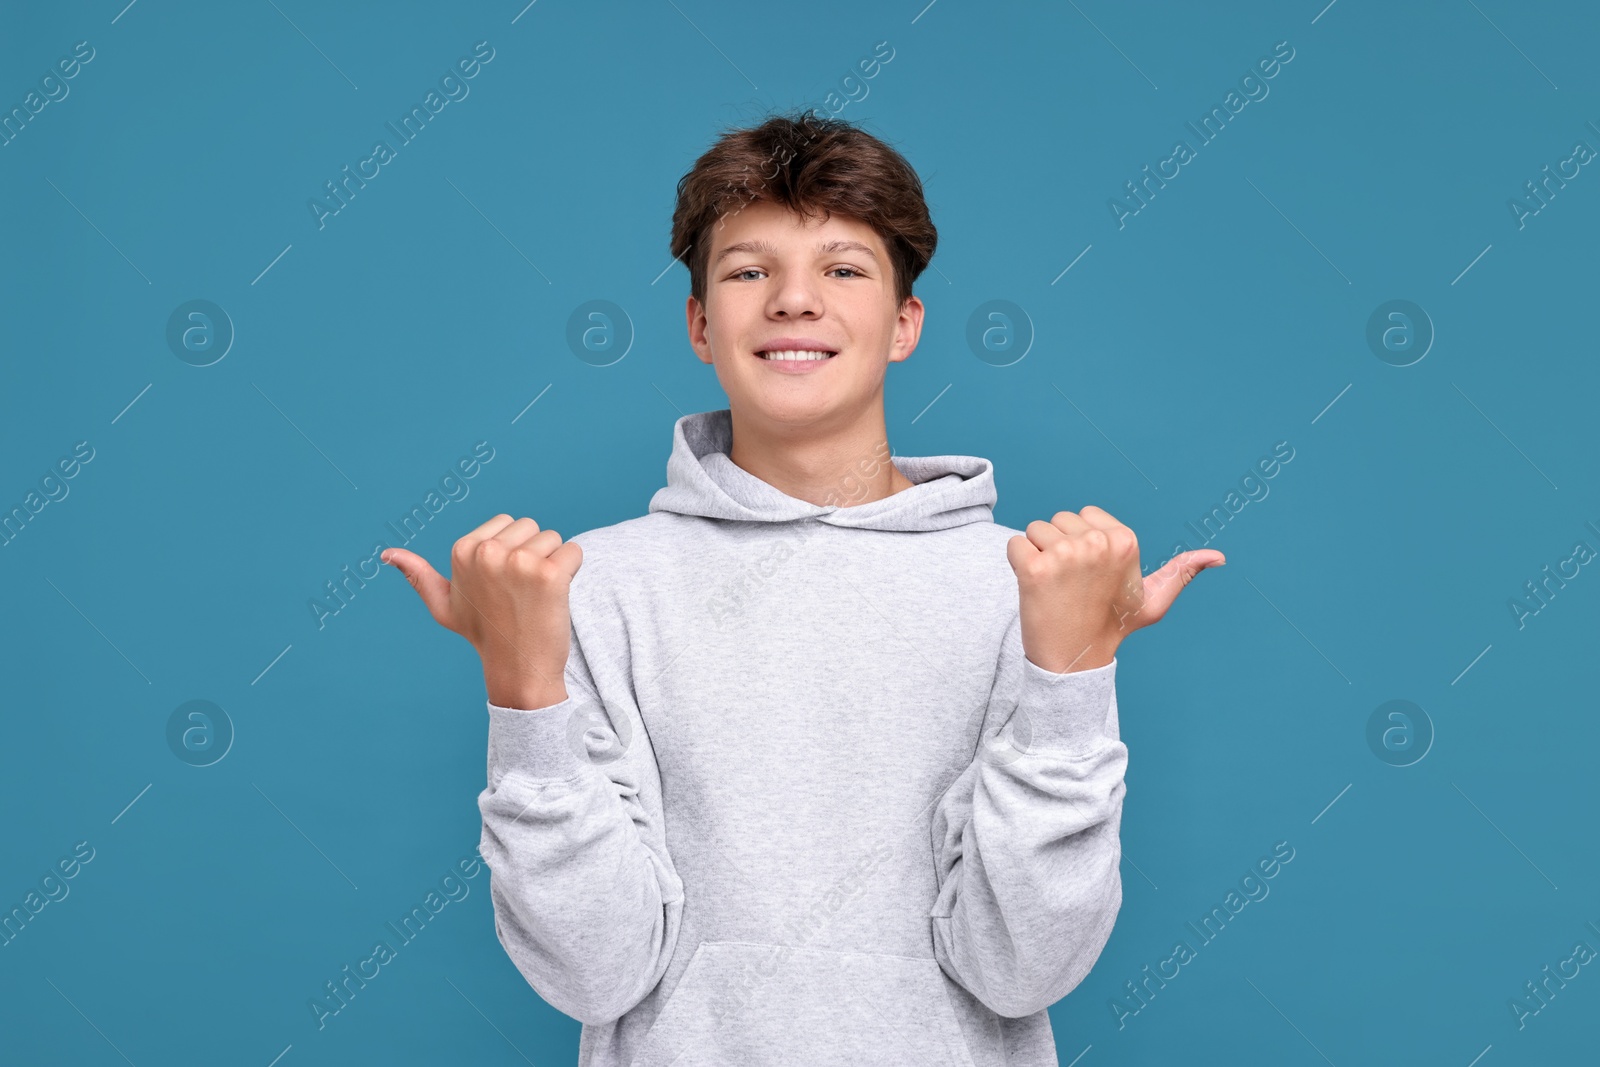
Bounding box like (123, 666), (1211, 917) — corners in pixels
(888, 294), (924, 364)
(686, 294), (714, 365)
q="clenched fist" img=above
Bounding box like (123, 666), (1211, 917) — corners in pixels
(382, 514), (583, 710)
(1006, 505), (1224, 674)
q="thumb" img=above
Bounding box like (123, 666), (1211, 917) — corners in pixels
(381, 548), (454, 629)
(547, 537), (584, 581)
(1136, 549), (1225, 625)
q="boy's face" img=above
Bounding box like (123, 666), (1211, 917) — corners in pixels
(687, 199), (924, 431)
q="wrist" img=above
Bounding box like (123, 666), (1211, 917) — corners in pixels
(482, 662), (568, 711)
(1025, 636), (1120, 674)
(487, 681), (569, 711)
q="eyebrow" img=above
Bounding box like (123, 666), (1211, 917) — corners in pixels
(712, 238), (879, 265)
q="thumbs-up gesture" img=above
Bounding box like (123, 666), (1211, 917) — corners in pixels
(1006, 505), (1224, 674)
(382, 514), (583, 710)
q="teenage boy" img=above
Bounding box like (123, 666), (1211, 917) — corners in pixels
(384, 111), (1223, 1066)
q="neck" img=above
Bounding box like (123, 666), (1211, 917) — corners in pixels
(726, 405), (916, 508)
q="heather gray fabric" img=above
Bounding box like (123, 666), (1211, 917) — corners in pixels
(477, 408), (1128, 1066)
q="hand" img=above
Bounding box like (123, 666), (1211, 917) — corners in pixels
(1006, 505), (1224, 674)
(382, 513), (583, 709)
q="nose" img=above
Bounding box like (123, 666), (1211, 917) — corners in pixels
(766, 267), (822, 319)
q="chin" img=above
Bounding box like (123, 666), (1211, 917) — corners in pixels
(735, 390), (848, 430)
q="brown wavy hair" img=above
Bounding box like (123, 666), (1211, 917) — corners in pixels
(670, 109), (937, 309)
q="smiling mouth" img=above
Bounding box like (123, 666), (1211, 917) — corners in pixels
(757, 349), (837, 361)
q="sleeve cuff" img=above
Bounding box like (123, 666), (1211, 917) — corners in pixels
(1011, 656), (1118, 756)
(486, 696), (586, 780)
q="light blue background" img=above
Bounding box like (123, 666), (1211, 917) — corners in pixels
(3, 1), (1596, 1063)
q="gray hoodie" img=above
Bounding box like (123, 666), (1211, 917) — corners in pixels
(477, 408), (1127, 1066)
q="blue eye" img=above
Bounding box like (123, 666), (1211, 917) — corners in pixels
(730, 266), (862, 281)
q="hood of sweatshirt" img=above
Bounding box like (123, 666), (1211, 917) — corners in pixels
(647, 408), (996, 532)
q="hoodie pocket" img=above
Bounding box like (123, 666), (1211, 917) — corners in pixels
(630, 941), (978, 1067)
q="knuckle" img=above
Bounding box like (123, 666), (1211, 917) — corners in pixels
(513, 550), (561, 585)
(507, 547), (542, 573)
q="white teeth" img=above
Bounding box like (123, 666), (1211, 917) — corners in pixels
(760, 349), (835, 361)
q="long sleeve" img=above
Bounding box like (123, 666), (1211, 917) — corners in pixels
(476, 625), (685, 1026)
(928, 611), (1128, 1019)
